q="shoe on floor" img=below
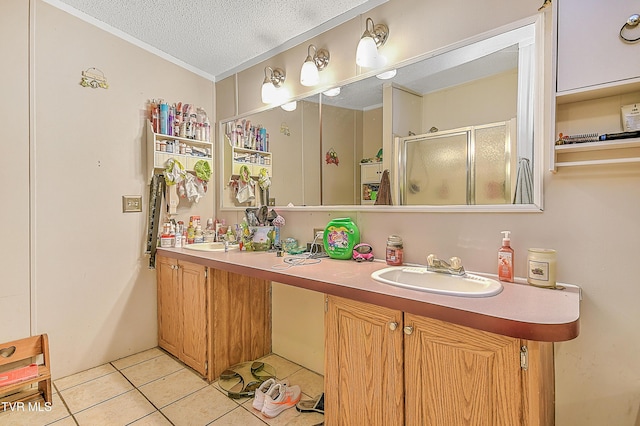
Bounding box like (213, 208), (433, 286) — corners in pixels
(261, 383), (302, 418)
(252, 378), (289, 411)
(296, 392), (324, 414)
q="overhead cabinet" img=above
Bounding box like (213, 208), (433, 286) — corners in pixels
(553, 0), (640, 170)
(325, 296), (554, 425)
(556, 0), (640, 93)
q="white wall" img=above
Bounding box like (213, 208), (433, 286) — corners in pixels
(1, 0), (215, 379)
(1, 0), (31, 342)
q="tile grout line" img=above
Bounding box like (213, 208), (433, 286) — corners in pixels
(45, 381), (79, 426)
(112, 362), (177, 426)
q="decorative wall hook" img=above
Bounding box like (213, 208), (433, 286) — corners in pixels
(80, 67), (109, 89)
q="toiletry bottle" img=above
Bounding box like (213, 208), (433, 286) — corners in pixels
(186, 219), (195, 245)
(386, 235), (404, 266)
(174, 221), (183, 248)
(194, 225), (204, 244)
(498, 231), (514, 282)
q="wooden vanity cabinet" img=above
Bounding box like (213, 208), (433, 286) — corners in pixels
(209, 268), (272, 380)
(156, 256), (209, 376)
(156, 256), (271, 381)
(325, 296), (554, 426)
(325, 295), (404, 424)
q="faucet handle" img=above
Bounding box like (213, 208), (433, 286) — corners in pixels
(426, 254), (436, 266)
(449, 257), (462, 269)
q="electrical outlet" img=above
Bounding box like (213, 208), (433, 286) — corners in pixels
(122, 195), (142, 213)
(269, 198), (276, 206)
(313, 228), (324, 240)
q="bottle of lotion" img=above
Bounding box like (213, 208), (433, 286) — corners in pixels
(498, 231), (514, 282)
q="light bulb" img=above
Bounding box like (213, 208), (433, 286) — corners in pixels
(356, 36), (379, 67)
(323, 87), (341, 97)
(281, 101), (297, 111)
(261, 81), (276, 104)
(300, 59), (319, 86)
(376, 69), (397, 80)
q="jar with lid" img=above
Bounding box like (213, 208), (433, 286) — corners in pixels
(386, 235), (404, 266)
(527, 248), (557, 288)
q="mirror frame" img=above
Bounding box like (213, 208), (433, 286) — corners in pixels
(218, 14), (546, 213)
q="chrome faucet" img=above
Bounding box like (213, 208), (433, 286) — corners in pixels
(426, 254), (466, 276)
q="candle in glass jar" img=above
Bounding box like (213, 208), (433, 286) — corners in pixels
(527, 248), (557, 288)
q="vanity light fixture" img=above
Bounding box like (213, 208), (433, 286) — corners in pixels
(356, 17), (389, 68)
(322, 87), (341, 97)
(261, 66), (286, 104)
(300, 45), (330, 87)
(281, 101), (297, 111)
(376, 69), (397, 80)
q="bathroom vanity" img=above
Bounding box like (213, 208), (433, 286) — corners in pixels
(156, 247), (580, 425)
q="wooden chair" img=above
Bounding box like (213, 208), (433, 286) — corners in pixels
(0, 334), (52, 408)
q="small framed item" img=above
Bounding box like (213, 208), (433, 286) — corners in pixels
(353, 243), (374, 262)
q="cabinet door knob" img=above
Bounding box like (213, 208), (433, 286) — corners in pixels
(389, 322), (398, 331)
(403, 326), (414, 335)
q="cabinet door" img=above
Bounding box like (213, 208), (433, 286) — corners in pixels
(178, 261), (209, 377)
(404, 314), (523, 426)
(211, 269), (271, 379)
(325, 296), (404, 426)
(156, 256), (180, 356)
(361, 163), (383, 183)
(557, 0), (640, 92)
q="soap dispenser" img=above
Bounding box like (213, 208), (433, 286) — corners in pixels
(498, 231), (514, 283)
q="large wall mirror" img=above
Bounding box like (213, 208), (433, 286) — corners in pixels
(220, 17), (543, 211)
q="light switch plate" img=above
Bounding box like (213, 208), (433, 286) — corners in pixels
(122, 196), (142, 213)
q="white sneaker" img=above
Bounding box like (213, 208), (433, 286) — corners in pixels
(252, 378), (289, 411)
(261, 383), (302, 418)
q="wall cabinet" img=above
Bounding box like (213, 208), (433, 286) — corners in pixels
(360, 162), (383, 204)
(156, 256), (271, 381)
(146, 120), (213, 179)
(556, 0), (639, 93)
(325, 296), (554, 425)
(553, 0), (640, 170)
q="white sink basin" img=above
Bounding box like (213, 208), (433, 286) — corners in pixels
(371, 266), (503, 297)
(183, 242), (239, 252)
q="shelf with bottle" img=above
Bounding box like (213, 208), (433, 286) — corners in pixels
(148, 99), (211, 142)
(554, 137), (640, 168)
(146, 120), (213, 178)
(224, 119), (270, 152)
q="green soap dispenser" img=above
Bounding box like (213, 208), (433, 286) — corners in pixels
(323, 218), (360, 260)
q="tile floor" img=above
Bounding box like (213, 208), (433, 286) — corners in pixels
(1, 348), (325, 426)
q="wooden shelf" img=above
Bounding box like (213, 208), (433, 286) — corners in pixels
(554, 138), (640, 168)
(555, 78), (640, 105)
(0, 334), (51, 409)
(555, 138), (640, 153)
(146, 120), (213, 179)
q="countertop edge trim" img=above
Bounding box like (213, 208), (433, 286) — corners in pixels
(159, 250), (580, 342)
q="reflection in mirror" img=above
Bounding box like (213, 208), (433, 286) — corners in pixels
(220, 19), (540, 210)
(397, 120), (516, 205)
(221, 98), (320, 208)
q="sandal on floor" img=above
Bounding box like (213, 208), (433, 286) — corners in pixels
(296, 392), (324, 414)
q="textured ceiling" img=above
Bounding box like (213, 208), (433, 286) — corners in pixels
(51, 0), (386, 80)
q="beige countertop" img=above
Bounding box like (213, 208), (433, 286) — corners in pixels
(157, 247), (580, 342)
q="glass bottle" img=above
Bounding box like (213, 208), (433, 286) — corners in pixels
(386, 235), (404, 266)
